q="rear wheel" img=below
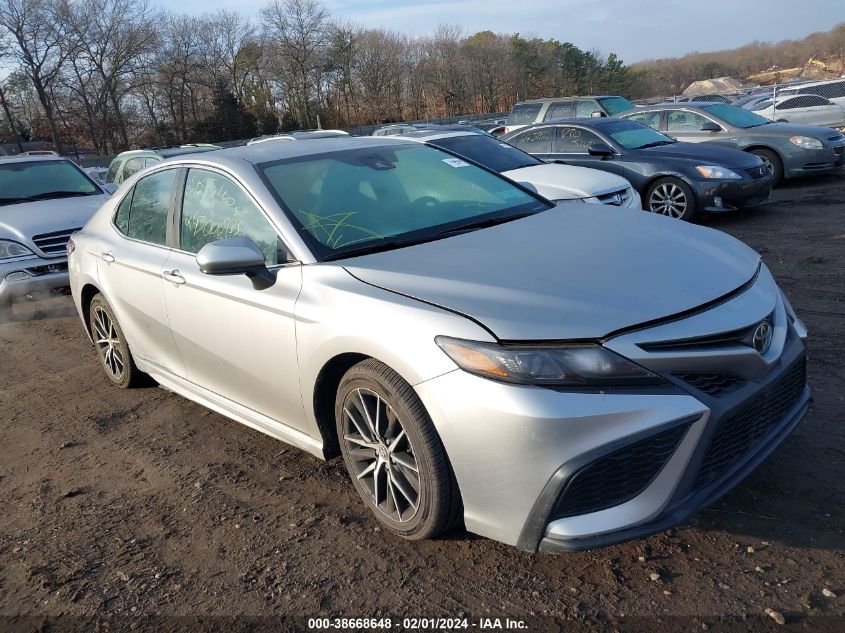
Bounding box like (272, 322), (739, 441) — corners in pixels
(89, 294), (146, 388)
(750, 148), (783, 184)
(335, 359), (461, 540)
(645, 177), (697, 221)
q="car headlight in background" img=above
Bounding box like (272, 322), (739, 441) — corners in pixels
(695, 165), (742, 179)
(789, 136), (823, 150)
(0, 240), (35, 260)
(435, 337), (663, 387)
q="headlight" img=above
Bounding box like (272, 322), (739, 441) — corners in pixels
(789, 136), (823, 150)
(435, 337), (663, 387)
(0, 239), (34, 260)
(695, 165), (742, 179)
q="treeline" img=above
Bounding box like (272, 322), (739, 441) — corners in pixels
(0, 0), (633, 154)
(630, 23), (845, 98)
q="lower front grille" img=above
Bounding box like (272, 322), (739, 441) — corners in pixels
(596, 188), (631, 207)
(32, 228), (81, 256)
(552, 422), (691, 519)
(674, 371), (746, 396)
(694, 356), (806, 489)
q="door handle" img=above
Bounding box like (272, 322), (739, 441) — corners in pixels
(162, 269), (186, 285)
(100, 251), (115, 263)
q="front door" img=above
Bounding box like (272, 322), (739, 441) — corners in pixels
(547, 125), (624, 176)
(161, 167), (306, 430)
(665, 109), (729, 145)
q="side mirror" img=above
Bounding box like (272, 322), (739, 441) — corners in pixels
(700, 121), (721, 132)
(196, 237), (276, 290)
(102, 183), (118, 195)
(587, 143), (614, 157)
(590, 111), (606, 118)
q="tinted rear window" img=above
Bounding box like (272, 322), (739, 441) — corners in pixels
(431, 135), (542, 173)
(507, 103), (543, 125)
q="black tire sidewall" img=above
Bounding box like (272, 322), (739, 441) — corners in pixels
(89, 295), (135, 388)
(646, 177), (698, 221)
(751, 148), (783, 184)
(335, 363), (440, 539)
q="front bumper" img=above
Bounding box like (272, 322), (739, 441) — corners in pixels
(0, 256), (70, 305)
(415, 267), (809, 551)
(784, 141), (845, 178)
(693, 173), (773, 213)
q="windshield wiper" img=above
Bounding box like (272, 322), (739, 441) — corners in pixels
(16, 190), (94, 201)
(634, 140), (675, 150)
(428, 211), (536, 239)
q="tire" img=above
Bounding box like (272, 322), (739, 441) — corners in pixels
(645, 177), (698, 221)
(750, 148), (783, 185)
(335, 359), (461, 540)
(88, 294), (146, 388)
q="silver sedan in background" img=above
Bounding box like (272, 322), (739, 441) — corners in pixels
(69, 137), (809, 551)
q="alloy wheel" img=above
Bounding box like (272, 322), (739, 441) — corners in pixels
(648, 183), (688, 218)
(92, 305), (125, 381)
(341, 388), (420, 523)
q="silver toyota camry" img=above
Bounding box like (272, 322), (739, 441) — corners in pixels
(68, 137), (809, 552)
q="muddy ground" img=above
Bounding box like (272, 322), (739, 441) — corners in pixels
(0, 175), (843, 632)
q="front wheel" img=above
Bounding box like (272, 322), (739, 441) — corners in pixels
(335, 359), (461, 540)
(645, 177), (697, 221)
(749, 148), (783, 184)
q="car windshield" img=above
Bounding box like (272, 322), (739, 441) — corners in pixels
(259, 144), (550, 261)
(0, 160), (99, 206)
(598, 96), (636, 115)
(430, 135), (543, 173)
(599, 119), (675, 150)
(702, 104), (770, 128)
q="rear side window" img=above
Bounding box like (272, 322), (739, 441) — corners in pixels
(804, 95), (832, 107)
(544, 101), (573, 121)
(507, 103), (543, 125)
(105, 160), (119, 184)
(625, 111), (661, 129)
(125, 169), (176, 245)
(144, 157), (162, 168)
(114, 191), (132, 234)
(509, 127), (553, 153)
(574, 100), (600, 118)
(122, 157), (146, 181)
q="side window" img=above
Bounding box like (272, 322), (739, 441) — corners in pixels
(574, 100), (599, 118)
(114, 191), (132, 234)
(105, 160), (119, 184)
(625, 111), (661, 129)
(144, 157), (162, 168)
(126, 169), (176, 246)
(544, 101), (573, 121)
(122, 157), (146, 181)
(804, 96), (830, 107)
(555, 127), (602, 154)
(509, 127), (553, 153)
(180, 169), (285, 266)
(667, 110), (710, 132)
(507, 103), (543, 125)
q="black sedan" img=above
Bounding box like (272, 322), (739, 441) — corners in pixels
(501, 118), (773, 221)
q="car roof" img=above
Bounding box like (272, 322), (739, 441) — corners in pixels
(514, 96), (617, 104)
(179, 136), (416, 167)
(0, 154), (68, 165)
(630, 102), (725, 111)
(116, 145), (221, 159)
(394, 130), (481, 142)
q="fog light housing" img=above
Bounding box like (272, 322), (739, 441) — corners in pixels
(5, 271), (29, 282)
(714, 196), (723, 208)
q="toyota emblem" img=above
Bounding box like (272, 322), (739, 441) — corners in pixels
(752, 320), (773, 354)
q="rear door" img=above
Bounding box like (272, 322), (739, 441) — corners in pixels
(96, 167), (184, 375)
(543, 101), (574, 121)
(507, 126), (555, 161)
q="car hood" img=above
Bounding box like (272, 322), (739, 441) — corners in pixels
(749, 121), (842, 140)
(342, 204), (761, 340)
(636, 141), (762, 168)
(0, 194), (109, 246)
(502, 163), (631, 200)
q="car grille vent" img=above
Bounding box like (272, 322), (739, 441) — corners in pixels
(673, 372), (747, 396)
(693, 356), (806, 490)
(595, 188), (631, 206)
(551, 422), (691, 519)
(31, 228), (81, 256)
(745, 165), (768, 180)
(639, 312), (775, 353)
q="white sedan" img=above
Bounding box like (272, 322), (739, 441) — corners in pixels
(750, 94), (845, 129)
(395, 129), (642, 209)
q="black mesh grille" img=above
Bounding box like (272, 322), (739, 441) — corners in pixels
(31, 228), (81, 256)
(674, 371), (747, 396)
(552, 423), (691, 519)
(744, 165), (768, 180)
(694, 357), (806, 489)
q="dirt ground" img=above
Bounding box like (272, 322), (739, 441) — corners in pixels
(0, 175), (843, 632)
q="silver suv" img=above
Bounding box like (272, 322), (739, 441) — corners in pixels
(0, 155), (111, 319)
(505, 96), (636, 134)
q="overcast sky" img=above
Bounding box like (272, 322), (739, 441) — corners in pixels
(171, 0), (844, 63)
